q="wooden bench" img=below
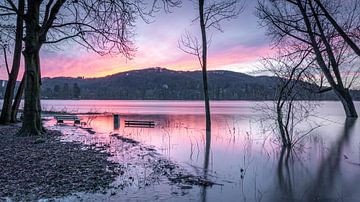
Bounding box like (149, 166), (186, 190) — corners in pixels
(125, 120), (155, 128)
(55, 115), (81, 125)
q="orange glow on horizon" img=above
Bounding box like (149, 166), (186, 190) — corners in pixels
(39, 44), (272, 78)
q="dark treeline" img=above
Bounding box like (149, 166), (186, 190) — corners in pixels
(2, 68), (358, 101)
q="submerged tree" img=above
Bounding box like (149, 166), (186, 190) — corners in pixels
(258, 49), (321, 148)
(257, 0), (360, 118)
(179, 0), (243, 134)
(0, 0), (180, 135)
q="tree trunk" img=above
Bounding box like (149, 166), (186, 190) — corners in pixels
(203, 130), (211, 172)
(19, 50), (42, 136)
(277, 107), (289, 147)
(18, 1), (43, 136)
(310, 1), (358, 118)
(0, 74), (17, 124)
(333, 87), (358, 118)
(297, 0), (358, 118)
(35, 53), (45, 133)
(201, 130), (211, 202)
(0, 0), (24, 124)
(199, 0), (211, 133)
(10, 74), (25, 123)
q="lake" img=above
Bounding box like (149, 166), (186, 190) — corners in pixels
(3, 100), (360, 201)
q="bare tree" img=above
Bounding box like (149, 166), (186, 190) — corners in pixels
(258, 49), (321, 148)
(179, 0), (243, 135)
(0, 36), (25, 124)
(0, 0), (180, 136)
(257, 0), (360, 118)
(0, 0), (24, 124)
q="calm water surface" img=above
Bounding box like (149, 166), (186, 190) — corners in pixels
(5, 100), (360, 201)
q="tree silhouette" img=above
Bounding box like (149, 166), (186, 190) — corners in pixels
(313, 0), (360, 58)
(0, 0), (180, 135)
(257, 0), (360, 118)
(259, 49), (320, 148)
(0, 0), (24, 124)
(179, 0), (243, 133)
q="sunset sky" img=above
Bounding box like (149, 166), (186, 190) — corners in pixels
(0, 1), (271, 80)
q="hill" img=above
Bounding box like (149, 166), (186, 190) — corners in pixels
(40, 67), (283, 100)
(1, 67), (359, 100)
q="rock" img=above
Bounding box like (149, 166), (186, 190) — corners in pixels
(33, 138), (46, 144)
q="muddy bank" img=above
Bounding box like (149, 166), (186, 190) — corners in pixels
(110, 133), (215, 187)
(0, 123), (215, 201)
(53, 122), (216, 189)
(0, 124), (120, 201)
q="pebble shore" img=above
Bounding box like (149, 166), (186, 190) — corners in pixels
(0, 124), (120, 200)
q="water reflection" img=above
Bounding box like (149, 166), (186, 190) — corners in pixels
(306, 118), (357, 201)
(113, 114), (120, 129)
(276, 147), (295, 201)
(201, 130), (211, 202)
(44, 101), (360, 202)
(273, 118), (358, 202)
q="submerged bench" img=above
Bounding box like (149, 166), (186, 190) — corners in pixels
(55, 115), (81, 125)
(125, 120), (155, 128)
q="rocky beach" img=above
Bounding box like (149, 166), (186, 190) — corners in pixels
(0, 120), (213, 201)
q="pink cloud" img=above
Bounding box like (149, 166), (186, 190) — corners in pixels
(38, 43), (272, 78)
(0, 43), (272, 80)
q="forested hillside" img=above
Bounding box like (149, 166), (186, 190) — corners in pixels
(34, 67), (359, 100)
(1, 68), (359, 100)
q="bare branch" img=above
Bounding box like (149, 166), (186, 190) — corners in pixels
(178, 30), (203, 67)
(1, 44), (10, 76)
(257, 0), (359, 117)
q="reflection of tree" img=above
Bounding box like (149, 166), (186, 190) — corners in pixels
(204, 130), (211, 173)
(273, 118), (357, 201)
(306, 118), (356, 201)
(201, 130), (211, 202)
(277, 147), (294, 201)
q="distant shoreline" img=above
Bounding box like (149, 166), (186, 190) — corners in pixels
(1, 99), (360, 101)
(1, 99), (359, 101)
(2, 68), (360, 101)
